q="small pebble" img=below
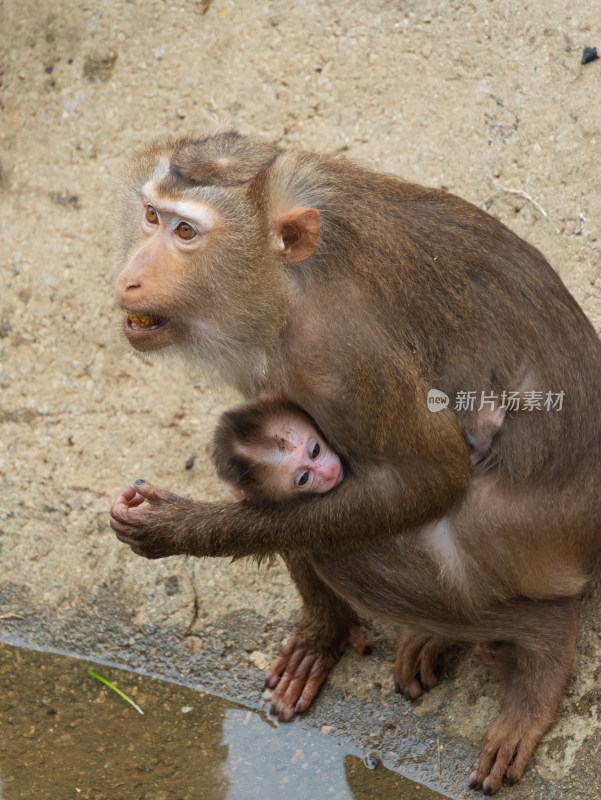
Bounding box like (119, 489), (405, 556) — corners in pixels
(186, 636), (203, 654)
(581, 47), (599, 65)
(364, 754), (380, 770)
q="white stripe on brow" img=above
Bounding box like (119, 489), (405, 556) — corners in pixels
(142, 181), (217, 231)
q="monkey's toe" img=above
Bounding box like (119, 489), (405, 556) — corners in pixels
(469, 716), (539, 795)
(348, 623), (373, 657)
(265, 632), (339, 721)
(393, 628), (453, 701)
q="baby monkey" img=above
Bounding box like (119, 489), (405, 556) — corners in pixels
(214, 396), (506, 504)
(213, 395), (344, 503)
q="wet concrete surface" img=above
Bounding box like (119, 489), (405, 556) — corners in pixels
(0, 644), (449, 800)
(3, 572), (601, 800)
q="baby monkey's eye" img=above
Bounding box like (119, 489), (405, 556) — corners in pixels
(297, 472), (309, 487)
(145, 205), (159, 224)
(310, 443), (320, 459)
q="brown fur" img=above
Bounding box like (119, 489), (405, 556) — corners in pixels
(110, 129), (601, 794)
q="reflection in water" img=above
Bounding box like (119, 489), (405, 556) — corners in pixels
(0, 644), (448, 800)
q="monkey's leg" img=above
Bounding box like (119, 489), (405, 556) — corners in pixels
(473, 641), (517, 683)
(393, 626), (454, 699)
(468, 597), (578, 795)
(266, 553), (370, 722)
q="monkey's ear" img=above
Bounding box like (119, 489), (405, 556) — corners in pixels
(273, 207), (320, 263)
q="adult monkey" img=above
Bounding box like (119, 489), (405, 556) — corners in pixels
(110, 130), (601, 794)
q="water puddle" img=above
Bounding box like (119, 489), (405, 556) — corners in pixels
(0, 644), (449, 799)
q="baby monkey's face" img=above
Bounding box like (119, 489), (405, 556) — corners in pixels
(262, 414), (344, 497)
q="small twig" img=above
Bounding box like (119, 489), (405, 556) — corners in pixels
(394, 754), (430, 763)
(488, 180), (559, 232)
(88, 669), (144, 715)
(437, 738), (442, 779)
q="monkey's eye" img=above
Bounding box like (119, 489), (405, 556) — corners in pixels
(310, 443), (320, 459)
(176, 221), (197, 240)
(145, 205), (159, 224)
(296, 472), (309, 488)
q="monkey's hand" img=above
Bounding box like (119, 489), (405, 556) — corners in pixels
(110, 480), (193, 559)
(265, 622), (372, 722)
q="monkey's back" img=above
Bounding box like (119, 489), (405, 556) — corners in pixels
(282, 152), (601, 487)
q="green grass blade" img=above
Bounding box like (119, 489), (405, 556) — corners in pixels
(88, 669), (144, 715)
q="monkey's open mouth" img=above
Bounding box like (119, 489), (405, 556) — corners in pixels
(124, 312), (172, 350)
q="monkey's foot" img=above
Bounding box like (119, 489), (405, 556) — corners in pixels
(265, 623), (371, 721)
(468, 712), (546, 794)
(393, 628), (454, 700)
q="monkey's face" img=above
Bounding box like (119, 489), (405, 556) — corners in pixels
(115, 180), (223, 353)
(259, 415), (344, 497)
(114, 135), (320, 377)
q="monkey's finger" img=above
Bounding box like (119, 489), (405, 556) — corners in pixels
(111, 486), (139, 510)
(126, 492), (146, 509)
(109, 503), (152, 535)
(110, 504), (145, 528)
(109, 516), (142, 539)
(133, 479), (180, 504)
(348, 624), (373, 656)
(110, 491), (135, 517)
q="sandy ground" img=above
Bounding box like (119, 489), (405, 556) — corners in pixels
(1, 1), (601, 797)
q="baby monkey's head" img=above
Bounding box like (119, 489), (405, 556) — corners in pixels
(213, 395), (343, 503)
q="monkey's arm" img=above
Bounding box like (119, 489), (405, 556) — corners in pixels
(110, 441), (469, 560)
